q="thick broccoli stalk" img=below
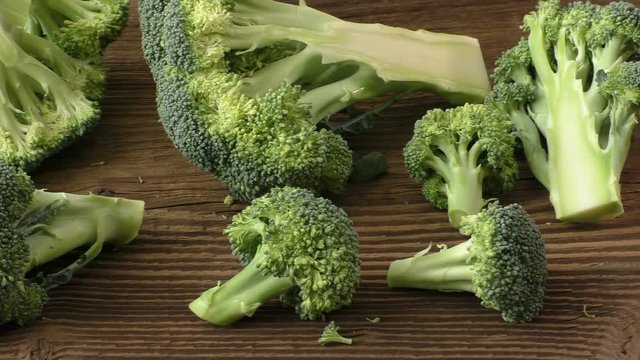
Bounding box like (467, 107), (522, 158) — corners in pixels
(387, 203), (546, 323)
(0, 162), (145, 326)
(26, 0), (129, 59)
(489, 1), (640, 222)
(189, 187), (360, 326)
(139, 0), (491, 201)
(404, 104), (517, 227)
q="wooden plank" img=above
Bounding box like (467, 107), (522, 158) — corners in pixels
(1, 0), (639, 359)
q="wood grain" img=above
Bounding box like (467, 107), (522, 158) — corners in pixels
(2, 0), (640, 359)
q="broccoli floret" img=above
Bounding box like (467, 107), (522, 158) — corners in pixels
(403, 104), (517, 227)
(189, 187), (360, 326)
(318, 321), (353, 346)
(139, 0), (491, 201)
(25, 0), (129, 59)
(0, 162), (145, 326)
(488, 0), (640, 222)
(0, 0), (128, 170)
(387, 203), (546, 323)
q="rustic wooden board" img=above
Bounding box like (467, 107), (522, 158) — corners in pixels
(2, 0), (639, 359)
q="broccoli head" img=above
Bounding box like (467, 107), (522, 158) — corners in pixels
(404, 104), (517, 227)
(0, 0), (128, 170)
(387, 203), (547, 323)
(189, 187), (360, 326)
(0, 162), (145, 326)
(139, 0), (491, 201)
(488, 0), (640, 222)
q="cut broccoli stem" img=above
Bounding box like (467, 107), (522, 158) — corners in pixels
(30, 0), (101, 33)
(221, 0), (490, 104)
(23, 190), (145, 272)
(189, 248), (294, 326)
(387, 240), (475, 292)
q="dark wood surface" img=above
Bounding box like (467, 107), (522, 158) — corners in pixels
(2, 0), (640, 359)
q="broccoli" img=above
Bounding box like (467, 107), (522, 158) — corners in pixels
(0, 0), (128, 170)
(403, 104), (518, 227)
(25, 0), (129, 59)
(488, 0), (640, 222)
(138, 0), (491, 201)
(189, 187), (359, 326)
(318, 321), (353, 346)
(0, 162), (145, 326)
(387, 203), (546, 323)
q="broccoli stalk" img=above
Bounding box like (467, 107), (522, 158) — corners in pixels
(489, 1), (640, 222)
(189, 247), (294, 326)
(190, 0), (490, 106)
(23, 191), (145, 287)
(387, 203), (547, 323)
(189, 187), (360, 326)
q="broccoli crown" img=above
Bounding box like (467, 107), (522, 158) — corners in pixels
(140, 0), (491, 201)
(0, 162), (144, 326)
(225, 186), (360, 320)
(488, 0), (640, 222)
(403, 104), (517, 227)
(461, 203), (547, 323)
(0, 0), (129, 170)
(26, 0), (129, 59)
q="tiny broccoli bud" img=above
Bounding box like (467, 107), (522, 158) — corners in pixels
(318, 321), (353, 346)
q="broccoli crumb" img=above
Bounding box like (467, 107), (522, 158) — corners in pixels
(583, 305), (596, 319)
(366, 317), (381, 324)
(223, 195), (234, 206)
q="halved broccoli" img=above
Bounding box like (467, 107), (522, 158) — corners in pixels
(0, 162), (145, 326)
(189, 187), (360, 326)
(404, 104), (517, 227)
(0, 0), (128, 170)
(387, 203), (546, 323)
(488, 0), (640, 222)
(139, 0), (491, 201)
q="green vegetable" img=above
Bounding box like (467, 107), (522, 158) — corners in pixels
(404, 104), (517, 227)
(0, 162), (145, 326)
(138, 0), (491, 201)
(488, 0), (640, 222)
(0, 0), (128, 170)
(189, 187), (360, 326)
(318, 321), (353, 346)
(387, 203), (546, 323)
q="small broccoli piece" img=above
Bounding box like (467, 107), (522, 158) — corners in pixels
(25, 0), (129, 59)
(0, 0), (128, 170)
(387, 203), (546, 323)
(488, 0), (640, 222)
(0, 162), (145, 326)
(403, 104), (517, 227)
(318, 321), (353, 346)
(139, 0), (491, 201)
(349, 151), (389, 184)
(223, 195), (234, 206)
(189, 187), (360, 326)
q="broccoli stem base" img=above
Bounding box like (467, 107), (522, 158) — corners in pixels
(387, 240), (475, 292)
(23, 190), (145, 274)
(446, 165), (485, 228)
(189, 250), (294, 326)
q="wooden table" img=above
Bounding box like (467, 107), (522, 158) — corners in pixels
(2, 0), (639, 359)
